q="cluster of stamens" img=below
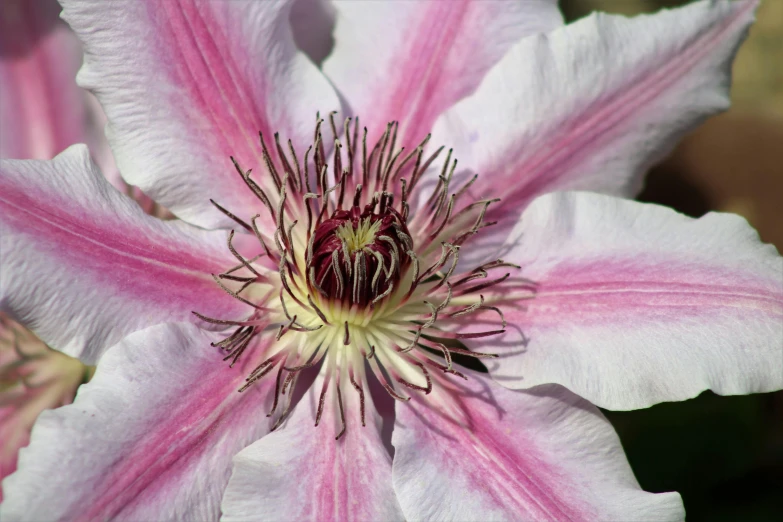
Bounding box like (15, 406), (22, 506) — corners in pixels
(194, 114), (536, 439)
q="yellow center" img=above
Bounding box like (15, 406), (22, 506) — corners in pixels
(335, 218), (382, 255)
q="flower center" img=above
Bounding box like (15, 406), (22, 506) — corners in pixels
(309, 202), (411, 307)
(335, 217), (380, 254)
(195, 114), (534, 439)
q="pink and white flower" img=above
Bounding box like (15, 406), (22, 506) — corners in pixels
(1, 0), (781, 520)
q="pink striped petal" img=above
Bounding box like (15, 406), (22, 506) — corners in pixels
(480, 191), (783, 410)
(0, 0), (83, 159)
(322, 0), (562, 147)
(0, 146), (247, 363)
(222, 371), (403, 522)
(432, 0), (756, 233)
(392, 370), (683, 521)
(60, 0), (340, 230)
(0, 322), (275, 521)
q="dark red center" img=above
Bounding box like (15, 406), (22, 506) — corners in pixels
(308, 200), (411, 307)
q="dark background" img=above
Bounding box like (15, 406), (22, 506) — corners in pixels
(562, 1), (783, 520)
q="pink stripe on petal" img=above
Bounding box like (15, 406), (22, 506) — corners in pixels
(0, 147), (248, 363)
(61, 0), (339, 230)
(392, 371), (683, 521)
(0, 323), (276, 522)
(323, 0), (562, 148)
(478, 192), (783, 410)
(522, 260), (781, 328)
(222, 371), (403, 522)
(431, 0), (756, 238)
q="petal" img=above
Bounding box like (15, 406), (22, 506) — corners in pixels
(0, 146), (247, 363)
(392, 370), (683, 521)
(60, 0), (340, 230)
(221, 370), (403, 522)
(482, 191), (783, 410)
(0, 322), (276, 521)
(0, 0), (84, 159)
(432, 0), (756, 229)
(322, 0), (563, 146)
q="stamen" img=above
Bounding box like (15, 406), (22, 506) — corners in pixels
(457, 273), (511, 295)
(429, 193), (456, 240)
(266, 361), (287, 417)
(371, 282), (394, 307)
(361, 126), (369, 186)
(480, 302), (507, 329)
(218, 274), (256, 283)
(258, 132), (283, 191)
(288, 138), (304, 191)
(227, 230), (263, 278)
(250, 215), (274, 260)
(210, 199), (252, 232)
(331, 250), (345, 299)
(399, 328), (421, 354)
(370, 250), (385, 292)
(271, 372), (298, 431)
(198, 114), (525, 441)
(444, 346), (499, 359)
(335, 380), (347, 440)
(211, 274), (268, 311)
(239, 357), (278, 392)
(349, 370), (366, 427)
(382, 382), (410, 402)
(315, 369), (330, 426)
(191, 311), (265, 327)
(307, 295), (330, 325)
(409, 145), (444, 193)
(274, 133), (298, 192)
(222, 253), (265, 276)
(453, 329), (506, 340)
(396, 361), (432, 394)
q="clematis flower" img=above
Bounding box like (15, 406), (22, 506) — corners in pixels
(1, 0), (782, 520)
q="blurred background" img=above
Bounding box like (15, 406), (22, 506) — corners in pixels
(563, 1), (783, 520)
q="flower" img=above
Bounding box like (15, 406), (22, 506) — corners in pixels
(1, 0), (781, 520)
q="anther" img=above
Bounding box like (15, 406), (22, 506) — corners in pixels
(335, 382), (347, 440)
(349, 371), (366, 427)
(211, 198), (252, 232)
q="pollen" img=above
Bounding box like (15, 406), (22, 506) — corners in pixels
(194, 114), (535, 440)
